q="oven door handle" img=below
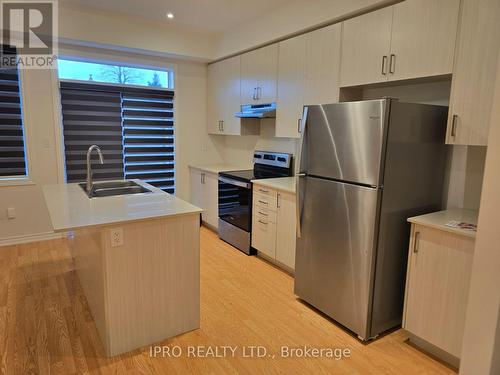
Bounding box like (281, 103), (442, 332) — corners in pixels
(218, 176), (252, 189)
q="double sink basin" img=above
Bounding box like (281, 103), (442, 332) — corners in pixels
(79, 180), (152, 198)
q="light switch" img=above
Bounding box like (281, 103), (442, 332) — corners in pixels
(110, 227), (124, 247)
(6, 207), (15, 219)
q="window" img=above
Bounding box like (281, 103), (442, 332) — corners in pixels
(58, 59), (170, 88)
(58, 59), (175, 194)
(0, 46), (28, 180)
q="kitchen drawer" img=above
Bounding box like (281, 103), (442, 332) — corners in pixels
(252, 216), (277, 258)
(253, 206), (277, 224)
(254, 185), (278, 199)
(253, 192), (278, 211)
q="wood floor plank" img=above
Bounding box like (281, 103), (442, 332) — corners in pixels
(0, 227), (455, 374)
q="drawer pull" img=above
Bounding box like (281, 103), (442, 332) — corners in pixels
(258, 220), (268, 225)
(258, 200), (268, 205)
(413, 231), (421, 253)
(451, 114), (458, 137)
(389, 54), (396, 74)
(381, 55), (388, 75)
(258, 188), (269, 193)
(258, 211), (268, 216)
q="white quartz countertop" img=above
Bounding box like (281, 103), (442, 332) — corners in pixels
(252, 177), (296, 194)
(407, 209), (479, 239)
(42, 180), (202, 232)
(188, 164), (251, 174)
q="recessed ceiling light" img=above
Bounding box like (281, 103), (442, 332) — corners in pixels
(167, 12), (174, 19)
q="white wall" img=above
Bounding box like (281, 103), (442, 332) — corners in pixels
(58, 3), (217, 61)
(0, 68), (63, 242)
(220, 121), (298, 166)
(459, 55), (500, 375)
(214, 0), (400, 58)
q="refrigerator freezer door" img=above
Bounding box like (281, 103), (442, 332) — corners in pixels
(301, 100), (388, 186)
(294, 176), (380, 339)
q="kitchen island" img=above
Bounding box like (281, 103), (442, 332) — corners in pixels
(42, 180), (202, 356)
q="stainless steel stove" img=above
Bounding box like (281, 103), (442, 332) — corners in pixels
(218, 151), (293, 255)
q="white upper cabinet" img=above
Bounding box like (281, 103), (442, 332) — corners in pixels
(207, 55), (243, 135)
(241, 44), (278, 104)
(340, 0), (460, 87)
(276, 35), (307, 138)
(207, 62), (222, 134)
(390, 0), (460, 81)
(304, 25), (342, 106)
(446, 0), (500, 146)
(340, 7), (393, 87)
(276, 24), (341, 138)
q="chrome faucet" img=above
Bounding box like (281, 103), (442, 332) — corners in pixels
(86, 145), (104, 195)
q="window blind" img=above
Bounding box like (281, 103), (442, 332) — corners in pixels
(122, 88), (175, 193)
(0, 46), (27, 178)
(59, 82), (175, 193)
(60, 85), (123, 182)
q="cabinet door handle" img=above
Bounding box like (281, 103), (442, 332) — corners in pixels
(381, 55), (388, 75)
(277, 193), (281, 209)
(253, 87), (257, 100)
(257, 87), (262, 100)
(451, 114), (458, 137)
(221, 120), (224, 132)
(258, 220), (268, 225)
(389, 54), (396, 74)
(201, 173), (206, 184)
(413, 231), (421, 253)
(297, 118), (302, 133)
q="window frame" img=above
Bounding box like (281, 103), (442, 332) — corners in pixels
(57, 61), (176, 193)
(57, 56), (175, 90)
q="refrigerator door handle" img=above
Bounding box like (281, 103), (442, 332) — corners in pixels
(296, 106), (309, 239)
(296, 173), (306, 238)
(297, 106), (309, 173)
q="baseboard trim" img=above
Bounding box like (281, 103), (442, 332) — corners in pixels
(0, 232), (65, 247)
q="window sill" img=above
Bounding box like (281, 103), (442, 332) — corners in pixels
(0, 178), (36, 187)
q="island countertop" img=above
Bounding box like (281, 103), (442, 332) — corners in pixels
(42, 180), (202, 232)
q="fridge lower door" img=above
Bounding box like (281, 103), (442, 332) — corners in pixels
(294, 176), (381, 339)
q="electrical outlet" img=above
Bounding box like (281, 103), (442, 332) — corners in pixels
(6, 207), (15, 220)
(110, 227), (124, 247)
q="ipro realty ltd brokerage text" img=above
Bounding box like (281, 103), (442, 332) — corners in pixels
(150, 345), (352, 360)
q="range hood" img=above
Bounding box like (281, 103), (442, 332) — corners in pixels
(235, 102), (276, 119)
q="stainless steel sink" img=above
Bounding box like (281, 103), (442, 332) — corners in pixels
(79, 180), (152, 198)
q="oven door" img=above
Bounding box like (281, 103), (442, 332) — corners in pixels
(218, 176), (252, 232)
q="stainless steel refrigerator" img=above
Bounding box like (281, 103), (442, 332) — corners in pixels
(294, 99), (447, 341)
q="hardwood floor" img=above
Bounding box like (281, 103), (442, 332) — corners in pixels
(0, 226), (455, 374)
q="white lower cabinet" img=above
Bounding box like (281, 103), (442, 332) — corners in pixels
(189, 168), (218, 229)
(252, 185), (296, 270)
(275, 191), (296, 269)
(403, 223), (475, 362)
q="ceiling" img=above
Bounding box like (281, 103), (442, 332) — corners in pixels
(61, 0), (296, 33)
